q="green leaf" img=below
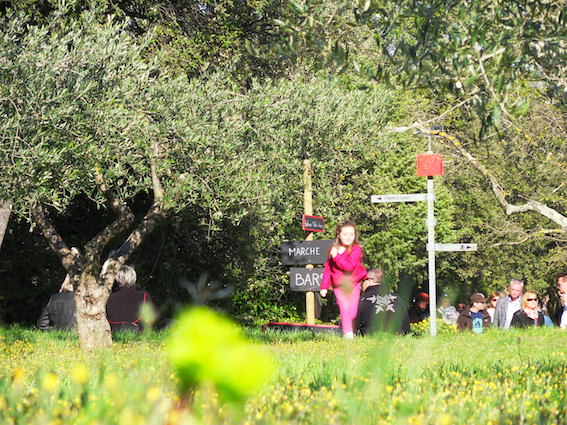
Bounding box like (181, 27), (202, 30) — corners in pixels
(514, 100), (530, 116)
(492, 103), (501, 125)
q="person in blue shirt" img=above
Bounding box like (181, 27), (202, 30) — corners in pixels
(457, 293), (491, 333)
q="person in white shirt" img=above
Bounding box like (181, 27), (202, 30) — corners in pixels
(492, 279), (524, 329)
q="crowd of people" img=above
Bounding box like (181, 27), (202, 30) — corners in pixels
(320, 221), (567, 337)
(37, 220), (567, 338)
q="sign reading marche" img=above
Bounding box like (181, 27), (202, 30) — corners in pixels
(302, 214), (325, 232)
(371, 193), (433, 203)
(281, 240), (333, 265)
(289, 268), (323, 292)
(427, 243), (478, 252)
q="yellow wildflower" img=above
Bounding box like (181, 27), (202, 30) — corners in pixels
(146, 386), (161, 403)
(12, 367), (25, 386)
(71, 363), (89, 385)
(42, 373), (59, 392)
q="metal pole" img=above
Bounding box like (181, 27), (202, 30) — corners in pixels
(427, 134), (437, 336)
(427, 177), (437, 336)
(304, 159), (315, 325)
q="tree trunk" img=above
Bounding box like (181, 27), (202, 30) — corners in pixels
(75, 271), (113, 350)
(0, 201), (11, 252)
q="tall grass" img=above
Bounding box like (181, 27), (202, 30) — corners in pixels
(1, 325), (565, 424)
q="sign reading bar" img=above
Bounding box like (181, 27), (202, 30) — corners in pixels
(281, 240), (333, 265)
(371, 193), (433, 203)
(302, 214), (325, 232)
(427, 243), (478, 252)
(289, 268), (323, 291)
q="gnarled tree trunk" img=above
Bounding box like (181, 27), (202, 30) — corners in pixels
(30, 144), (168, 350)
(75, 271), (113, 349)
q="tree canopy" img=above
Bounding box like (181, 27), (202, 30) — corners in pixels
(0, 1), (565, 332)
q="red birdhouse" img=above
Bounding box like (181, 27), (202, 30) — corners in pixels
(416, 153), (443, 176)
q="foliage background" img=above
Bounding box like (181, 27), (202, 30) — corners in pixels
(0, 0), (565, 326)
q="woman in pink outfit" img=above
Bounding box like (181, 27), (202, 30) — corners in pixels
(320, 221), (367, 339)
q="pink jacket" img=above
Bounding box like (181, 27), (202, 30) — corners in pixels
(320, 244), (367, 290)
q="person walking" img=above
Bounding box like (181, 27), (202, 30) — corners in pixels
(409, 292), (430, 324)
(457, 293), (491, 333)
(356, 268), (410, 335)
(546, 274), (567, 328)
(485, 291), (504, 322)
(320, 221), (366, 339)
(492, 279), (524, 329)
(510, 291), (545, 328)
(438, 293), (459, 325)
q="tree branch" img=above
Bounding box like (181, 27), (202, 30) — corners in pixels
(98, 142), (170, 289)
(489, 229), (567, 248)
(387, 125), (567, 231)
(84, 167), (136, 265)
(99, 203), (168, 290)
(388, 92), (479, 133)
(94, 164), (133, 217)
(150, 140), (165, 202)
(446, 136), (567, 230)
(30, 199), (82, 274)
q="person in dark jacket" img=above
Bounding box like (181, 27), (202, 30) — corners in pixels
(106, 265), (152, 333)
(356, 268), (410, 335)
(37, 274), (76, 330)
(510, 291), (545, 328)
(409, 292), (430, 323)
(545, 274), (567, 328)
(457, 293), (491, 333)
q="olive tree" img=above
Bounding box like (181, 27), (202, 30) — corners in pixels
(0, 8), (273, 349)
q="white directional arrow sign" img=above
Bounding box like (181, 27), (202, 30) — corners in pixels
(371, 193), (434, 203)
(427, 243), (478, 252)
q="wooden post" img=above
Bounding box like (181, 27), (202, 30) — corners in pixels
(303, 159), (315, 325)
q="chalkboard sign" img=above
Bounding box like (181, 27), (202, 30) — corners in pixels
(289, 268), (323, 291)
(281, 240), (333, 265)
(302, 214), (325, 232)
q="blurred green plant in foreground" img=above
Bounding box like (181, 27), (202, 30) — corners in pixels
(410, 317), (457, 336)
(166, 307), (274, 405)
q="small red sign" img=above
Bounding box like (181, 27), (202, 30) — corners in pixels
(302, 215), (325, 232)
(417, 153), (443, 176)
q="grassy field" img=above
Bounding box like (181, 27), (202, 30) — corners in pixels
(1, 325), (566, 425)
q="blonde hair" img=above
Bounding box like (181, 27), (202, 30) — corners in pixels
(521, 291), (538, 310)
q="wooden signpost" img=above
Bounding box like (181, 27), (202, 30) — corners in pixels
(280, 160), (328, 326)
(371, 149), (477, 336)
(303, 159), (316, 325)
